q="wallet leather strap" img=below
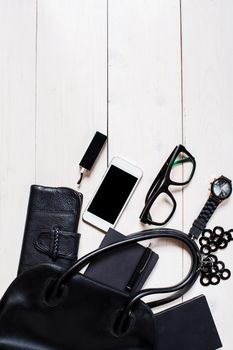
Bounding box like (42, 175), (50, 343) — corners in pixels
(34, 228), (80, 261)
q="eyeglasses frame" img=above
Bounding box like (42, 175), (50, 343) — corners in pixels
(140, 144), (196, 226)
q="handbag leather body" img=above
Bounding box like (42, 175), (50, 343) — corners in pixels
(0, 229), (221, 350)
(18, 185), (83, 275)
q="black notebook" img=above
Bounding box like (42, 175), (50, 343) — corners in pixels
(154, 295), (222, 350)
(85, 228), (158, 293)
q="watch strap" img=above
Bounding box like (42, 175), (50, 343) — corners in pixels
(189, 196), (220, 239)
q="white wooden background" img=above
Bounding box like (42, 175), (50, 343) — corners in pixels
(0, 0), (232, 348)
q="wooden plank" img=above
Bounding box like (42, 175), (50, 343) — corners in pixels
(182, 0), (233, 347)
(36, 0), (108, 256)
(108, 0), (183, 306)
(0, 0), (36, 296)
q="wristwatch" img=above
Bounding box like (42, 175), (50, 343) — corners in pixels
(189, 175), (232, 239)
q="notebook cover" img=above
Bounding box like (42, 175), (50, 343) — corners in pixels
(85, 228), (158, 293)
(154, 295), (222, 350)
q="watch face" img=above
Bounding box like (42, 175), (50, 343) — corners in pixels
(212, 178), (232, 199)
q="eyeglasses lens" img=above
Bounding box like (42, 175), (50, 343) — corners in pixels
(148, 192), (174, 224)
(169, 152), (194, 184)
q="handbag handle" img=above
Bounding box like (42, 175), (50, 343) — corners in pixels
(52, 228), (201, 312)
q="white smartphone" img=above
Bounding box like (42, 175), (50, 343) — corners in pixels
(83, 156), (143, 231)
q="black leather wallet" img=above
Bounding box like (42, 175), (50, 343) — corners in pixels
(154, 295), (222, 350)
(85, 228), (159, 293)
(18, 185), (83, 275)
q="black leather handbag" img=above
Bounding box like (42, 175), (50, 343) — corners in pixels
(0, 229), (221, 350)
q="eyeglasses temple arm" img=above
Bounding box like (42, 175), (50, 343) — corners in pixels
(145, 151), (175, 202)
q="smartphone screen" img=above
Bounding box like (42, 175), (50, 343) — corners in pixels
(87, 165), (138, 224)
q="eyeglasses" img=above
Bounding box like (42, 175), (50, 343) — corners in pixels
(139, 144), (196, 226)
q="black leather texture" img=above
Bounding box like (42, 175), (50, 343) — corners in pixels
(18, 185), (83, 275)
(0, 228), (221, 349)
(0, 264), (155, 350)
